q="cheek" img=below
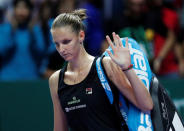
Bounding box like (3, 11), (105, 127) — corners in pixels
(68, 44), (78, 54)
(70, 39), (80, 50)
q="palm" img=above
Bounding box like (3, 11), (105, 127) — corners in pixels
(106, 33), (131, 70)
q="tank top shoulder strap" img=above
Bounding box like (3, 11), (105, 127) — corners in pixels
(58, 63), (67, 90)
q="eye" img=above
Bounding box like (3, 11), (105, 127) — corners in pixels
(54, 42), (59, 47)
(62, 39), (71, 45)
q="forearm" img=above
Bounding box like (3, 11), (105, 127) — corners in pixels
(51, 94), (68, 131)
(124, 68), (153, 111)
(53, 105), (68, 131)
(156, 31), (175, 60)
(174, 43), (184, 62)
(174, 43), (184, 76)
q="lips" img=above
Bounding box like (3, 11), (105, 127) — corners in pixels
(61, 53), (67, 57)
(62, 53), (70, 58)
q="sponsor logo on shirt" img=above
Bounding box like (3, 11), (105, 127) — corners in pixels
(65, 104), (87, 112)
(67, 96), (80, 105)
(86, 88), (92, 94)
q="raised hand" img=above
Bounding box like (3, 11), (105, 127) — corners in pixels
(106, 32), (131, 70)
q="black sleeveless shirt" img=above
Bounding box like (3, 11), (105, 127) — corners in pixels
(58, 57), (123, 131)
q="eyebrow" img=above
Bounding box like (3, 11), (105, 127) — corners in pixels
(53, 39), (72, 43)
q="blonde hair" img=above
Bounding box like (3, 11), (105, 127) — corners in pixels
(51, 9), (87, 34)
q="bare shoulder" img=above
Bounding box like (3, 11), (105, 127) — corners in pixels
(102, 57), (122, 78)
(102, 57), (121, 71)
(49, 70), (61, 93)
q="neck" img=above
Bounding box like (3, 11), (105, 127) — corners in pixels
(67, 47), (94, 72)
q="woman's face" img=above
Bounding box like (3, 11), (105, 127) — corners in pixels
(51, 26), (84, 61)
(14, 1), (30, 24)
(129, 0), (145, 15)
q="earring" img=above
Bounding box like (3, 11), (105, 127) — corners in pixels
(80, 41), (83, 44)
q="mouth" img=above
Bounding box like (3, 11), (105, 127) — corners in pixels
(62, 53), (68, 56)
(61, 53), (70, 59)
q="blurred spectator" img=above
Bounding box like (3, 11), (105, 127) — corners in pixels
(0, 0), (45, 80)
(175, 0), (184, 77)
(37, 0), (65, 78)
(57, 0), (76, 14)
(0, 9), (4, 23)
(102, 0), (125, 35)
(115, 0), (154, 63)
(146, 0), (181, 78)
(0, 7), (5, 70)
(0, 2), (6, 23)
(79, 0), (104, 56)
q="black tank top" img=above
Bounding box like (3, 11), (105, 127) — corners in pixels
(58, 57), (123, 131)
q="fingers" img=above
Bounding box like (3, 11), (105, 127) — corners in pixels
(116, 34), (123, 47)
(112, 32), (119, 47)
(106, 35), (114, 50)
(125, 37), (129, 48)
(106, 32), (125, 49)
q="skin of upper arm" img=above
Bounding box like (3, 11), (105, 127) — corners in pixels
(49, 70), (68, 131)
(49, 70), (60, 101)
(102, 57), (138, 107)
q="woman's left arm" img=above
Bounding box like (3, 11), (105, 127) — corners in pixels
(123, 66), (153, 111)
(105, 32), (153, 112)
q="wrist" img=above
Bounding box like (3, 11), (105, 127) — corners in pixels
(121, 64), (133, 72)
(156, 56), (163, 62)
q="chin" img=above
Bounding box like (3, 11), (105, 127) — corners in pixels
(62, 56), (73, 62)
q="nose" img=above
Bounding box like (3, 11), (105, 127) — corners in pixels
(57, 44), (66, 54)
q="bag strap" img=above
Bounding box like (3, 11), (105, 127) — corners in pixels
(96, 57), (114, 104)
(150, 76), (184, 131)
(96, 57), (129, 130)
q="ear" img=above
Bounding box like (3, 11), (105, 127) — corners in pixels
(79, 30), (85, 43)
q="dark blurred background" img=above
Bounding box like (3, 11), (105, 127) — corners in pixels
(0, 0), (184, 130)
